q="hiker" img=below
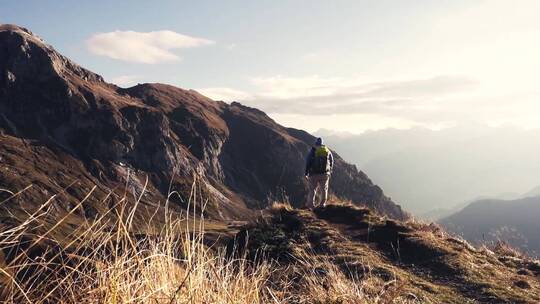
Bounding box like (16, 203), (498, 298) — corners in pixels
(304, 137), (334, 209)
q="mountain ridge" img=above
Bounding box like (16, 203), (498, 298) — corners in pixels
(0, 24), (406, 222)
(440, 195), (540, 256)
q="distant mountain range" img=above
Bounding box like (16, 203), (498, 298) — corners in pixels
(440, 195), (540, 256)
(420, 186), (540, 221)
(317, 126), (540, 214)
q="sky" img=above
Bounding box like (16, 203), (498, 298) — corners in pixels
(2, 0), (540, 133)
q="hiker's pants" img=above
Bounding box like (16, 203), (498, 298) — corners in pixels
(305, 174), (330, 208)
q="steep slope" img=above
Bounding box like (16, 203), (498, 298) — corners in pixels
(0, 24), (406, 223)
(235, 204), (540, 303)
(440, 196), (540, 255)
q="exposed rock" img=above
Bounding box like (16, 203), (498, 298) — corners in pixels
(514, 280), (531, 289)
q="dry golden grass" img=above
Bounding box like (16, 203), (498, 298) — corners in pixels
(490, 240), (528, 259)
(268, 201), (294, 212)
(282, 252), (415, 304)
(0, 179), (278, 303)
(0, 181), (413, 304)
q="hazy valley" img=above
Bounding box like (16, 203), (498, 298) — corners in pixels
(317, 126), (540, 215)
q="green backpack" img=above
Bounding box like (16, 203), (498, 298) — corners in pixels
(312, 145), (330, 174)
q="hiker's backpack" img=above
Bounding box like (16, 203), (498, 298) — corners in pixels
(312, 145), (331, 174)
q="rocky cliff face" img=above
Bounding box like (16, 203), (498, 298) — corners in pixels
(0, 24), (406, 221)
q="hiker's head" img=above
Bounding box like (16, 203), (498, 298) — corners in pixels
(315, 137), (323, 146)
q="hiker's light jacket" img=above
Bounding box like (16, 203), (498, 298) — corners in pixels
(305, 145), (334, 176)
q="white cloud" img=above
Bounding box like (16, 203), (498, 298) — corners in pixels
(110, 75), (140, 87)
(270, 113), (419, 134)
(225, 43), (237, 51)
(245, 75), (477, 117)
(196, 87), (252, 101)
(251, 75), (345, 99)
(196, 74), (482, 132)
(301, 50), (336, 63)
(86, 30), (214, 64)
(243, 1), (540, 133)
(250, 75), (476, 101)
(242, 73), (540, 132)
(193, 71), (540, 132)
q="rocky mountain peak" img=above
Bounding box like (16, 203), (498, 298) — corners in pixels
(0, 24), (407, 221)
(0, 23), (103, 87)
(0, 24), (34, 36)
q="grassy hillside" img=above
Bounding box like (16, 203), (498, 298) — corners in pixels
(239, 204), (540, 303)
(1, 186), (539, 303)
